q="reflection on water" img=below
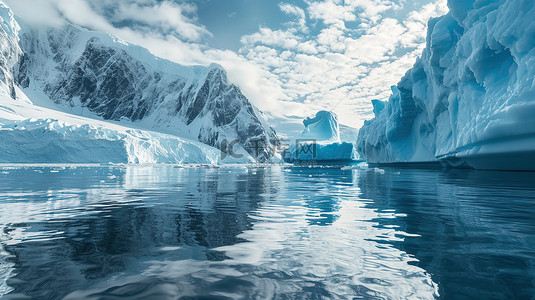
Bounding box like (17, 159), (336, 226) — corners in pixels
(358, 168), (535, 299)
(0, 165), (534, 299)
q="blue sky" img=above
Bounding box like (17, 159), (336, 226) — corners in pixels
(194, 0), (442, 51)
(197, 0), (298, 50)
(6, 0), (449, 127)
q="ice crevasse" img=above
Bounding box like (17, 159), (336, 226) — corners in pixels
(357, 0), (535, 171)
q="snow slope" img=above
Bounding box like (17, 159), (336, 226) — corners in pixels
(0, 2), (254, 164)
(0, 1), (279, 163)
(357, 0), (535, 170)
(285, 111), (356, 162)
(0, 91), (234, 164)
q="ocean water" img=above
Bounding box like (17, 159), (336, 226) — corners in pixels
(0, 164), (534, 299)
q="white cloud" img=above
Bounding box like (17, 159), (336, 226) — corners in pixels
(279, 2), (307, 32)
(5, 0), (449, 128)
(4, 0), (63, 27)
(307, 1), (357, 25)
(307, 0), (400, 26)
(316, 25), (347, 52)
(6, 0), (210, 43)
(346, 0), (401, 22)
(238, 0), (449, 127)
(279, 3), (306, 19)
(111, 2), (211, 42)
(345, 18), (407, 64)
(240, 27), (301, 50)
(297, 41), (319, 54)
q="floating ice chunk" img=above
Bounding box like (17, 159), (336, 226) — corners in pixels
(301, 110), (341, 143)
(285, 111), (357, 162)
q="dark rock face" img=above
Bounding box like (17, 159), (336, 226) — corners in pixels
(14, 25), (279, 161)
(48, 39), (151, 121)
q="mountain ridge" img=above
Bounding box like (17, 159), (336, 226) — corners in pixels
(0, 2), (279, 162)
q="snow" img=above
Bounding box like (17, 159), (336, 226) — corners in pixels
(357, 0), (535, 171)
(0, 92), (252, 164)
(284, 111), (357, 162)
(0, 1), (274, 164)
(0, 118), (220, 164)
(0, 2), (20, 100)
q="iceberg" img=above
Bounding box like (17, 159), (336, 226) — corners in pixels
(285, 111), (357, 162)
(357, 0), (535, 171)
(0, 2), (233, 164)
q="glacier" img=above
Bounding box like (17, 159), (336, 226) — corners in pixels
(0, 118), (221, 164)
(0, 1), (277, 164)
(0, 90), (239, 164)
(357, 0), (535, 171)
(284, 111), (357, 162)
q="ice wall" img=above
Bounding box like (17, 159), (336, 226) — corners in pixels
(357, 0), (535, 170)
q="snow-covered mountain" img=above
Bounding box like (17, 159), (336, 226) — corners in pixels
(357, 0), (535, 170)
(0, 3), (19, 100)
(0, 1), (278, 163)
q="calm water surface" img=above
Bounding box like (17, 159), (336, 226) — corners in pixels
(0, 164), (534, 299)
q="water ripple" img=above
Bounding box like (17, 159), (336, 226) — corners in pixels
(0, 165), (534, 299)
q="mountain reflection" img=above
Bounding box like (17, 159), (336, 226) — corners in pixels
(1, 166), (275, 299)
(12, 165), (534, 299)
(0, 165), (440, 299)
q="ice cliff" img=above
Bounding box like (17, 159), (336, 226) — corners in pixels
(0, 1), (278, 163)
(285, 111), (356, 162)
(357, 0), (535, 170)
(0, 118), (221, 164)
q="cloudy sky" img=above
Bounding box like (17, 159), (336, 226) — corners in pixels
(6, 0), (449, 128)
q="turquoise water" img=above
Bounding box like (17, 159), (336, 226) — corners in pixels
(0, 164), (534, 299)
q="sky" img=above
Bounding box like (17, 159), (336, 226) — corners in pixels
(5, 0), (449, 128)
